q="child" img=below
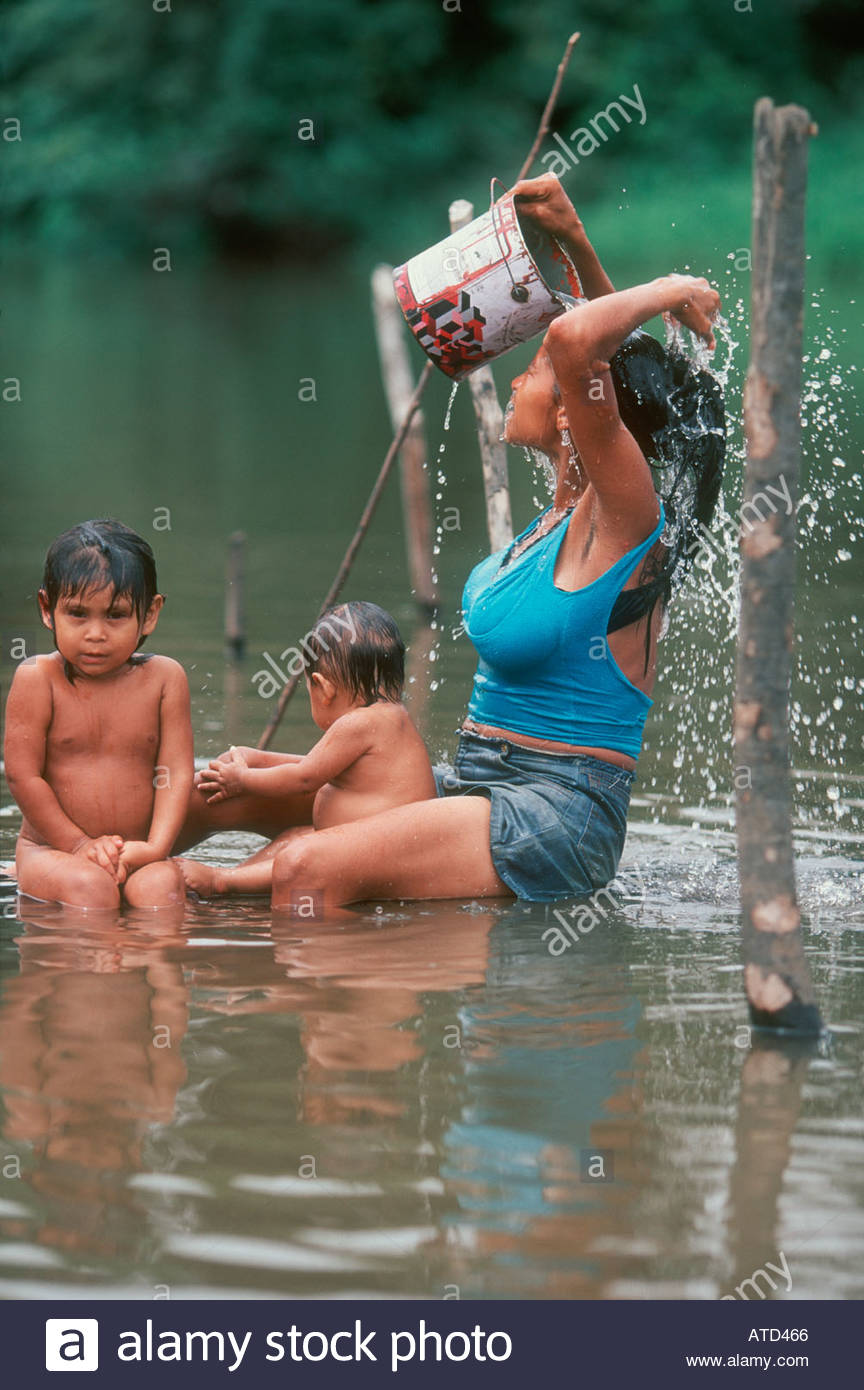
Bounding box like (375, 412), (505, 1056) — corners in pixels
(4, 520), (194, 909)
(177, 601), (437, 897)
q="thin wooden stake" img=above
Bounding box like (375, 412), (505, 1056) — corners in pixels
(449, 200), (513, 552)
(515, 33), (581, 183)
(735, 98), (821, 1035)
(224, 530), (246, 661)
(257, 361), (434, 749)
(371, 264), (439, 615)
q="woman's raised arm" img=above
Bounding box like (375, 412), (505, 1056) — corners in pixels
(512, 174), (615, 299)
(543, 273), (720, 539)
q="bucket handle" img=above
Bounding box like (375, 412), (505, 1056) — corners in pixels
(489, 177), (530, 304)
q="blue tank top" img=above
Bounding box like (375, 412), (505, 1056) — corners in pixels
(461, 502), (666, 760)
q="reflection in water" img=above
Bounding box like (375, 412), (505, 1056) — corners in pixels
(0, 890), (862, 1299)
(435, 924), (648, 1298)
(0, 903), (188, 1264)
(726, 1039), (816, 1299)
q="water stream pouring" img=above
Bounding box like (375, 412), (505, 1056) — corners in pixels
(393, 184), (584, 380)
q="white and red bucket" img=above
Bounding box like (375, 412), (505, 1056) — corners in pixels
(393, 191), (583, 381)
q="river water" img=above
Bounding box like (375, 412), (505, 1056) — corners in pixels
(1, 262), (862, 1299)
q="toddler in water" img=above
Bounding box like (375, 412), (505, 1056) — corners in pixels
(4, 520), (194, 909)
(178, 601), (437, 898)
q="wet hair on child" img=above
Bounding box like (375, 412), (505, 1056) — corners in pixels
(41, 520), (160, 680)
(305, 601), (405, 706)
(42, 519), (159, 620)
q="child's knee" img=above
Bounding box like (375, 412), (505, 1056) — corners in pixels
(62, 861), (121, 910)
(124, 860), (184, 908)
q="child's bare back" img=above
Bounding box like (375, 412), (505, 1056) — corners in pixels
(308, 699), (436, 828)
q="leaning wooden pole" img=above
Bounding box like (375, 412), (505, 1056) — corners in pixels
(514, 32), (580, 182)
(735, 98), (821, 1035)
(257, 361), (434, 749)
(371, 265), (439, 616)
(448, 200), (513, 552)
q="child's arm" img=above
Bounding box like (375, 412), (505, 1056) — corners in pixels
(194, 746), (301, 789)
(198, 715), (372, 804)
(3, 661), (124, 876)
(230, 747), (303, 768)
(119, 661), (195, 876)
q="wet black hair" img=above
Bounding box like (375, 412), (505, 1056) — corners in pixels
(608, 329), (727, 663)
(41, 519), (160, 679)
(304, 601), (405, 705)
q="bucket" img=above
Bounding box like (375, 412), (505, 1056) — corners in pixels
(393, 190), (584, 381)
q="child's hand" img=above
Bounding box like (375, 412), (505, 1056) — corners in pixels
(198, 746), (249, 804)
(75, 834), (125, 881)
(194, 745), (252, 791)
(117, 840), (161, 880)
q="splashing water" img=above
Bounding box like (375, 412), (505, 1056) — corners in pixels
(643, 285), (863, 854)
(442, 379), (460, 431)
(524, 446), (558, 504)
(420, 381), (462, 705)
(431, 381), (461, 564)
(554, 292), (587, 312)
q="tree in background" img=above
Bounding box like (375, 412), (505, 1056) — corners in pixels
(3, 0), (862, 259)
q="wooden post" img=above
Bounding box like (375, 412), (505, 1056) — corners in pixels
(371, 265), (438, 616)
(448, 200), (513, 552)
(224, 530), (246, 661)
(735, 99), (821, 1035)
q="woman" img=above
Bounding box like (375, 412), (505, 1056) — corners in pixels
(178, 176), (724, 907)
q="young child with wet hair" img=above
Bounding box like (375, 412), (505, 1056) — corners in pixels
(4, 519), (194, 909)
(178, 600), (436, 898)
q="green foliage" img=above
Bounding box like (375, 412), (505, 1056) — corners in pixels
(2, 0), (863, 260)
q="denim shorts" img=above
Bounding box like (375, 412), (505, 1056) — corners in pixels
(431, 730), (635, 903)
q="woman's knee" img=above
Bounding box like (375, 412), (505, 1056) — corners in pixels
(272, 838), (322, 902)
(124, 860), (185, 909)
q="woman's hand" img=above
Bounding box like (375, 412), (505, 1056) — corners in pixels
(663, 274), (721, 350)
(197, 746), (250, 804)
(510, 174), (582, 240)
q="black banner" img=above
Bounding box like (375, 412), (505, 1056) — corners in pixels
(0, 1299), (853, 1386)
